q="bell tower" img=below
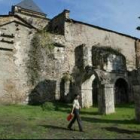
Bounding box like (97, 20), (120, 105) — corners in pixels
(9, 0), (46, 18)
(9, 0), (48, 29)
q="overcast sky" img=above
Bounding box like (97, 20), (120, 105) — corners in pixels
(0, 0), (140, 38)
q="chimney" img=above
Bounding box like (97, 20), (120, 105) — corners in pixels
(63, 9), (70, 19)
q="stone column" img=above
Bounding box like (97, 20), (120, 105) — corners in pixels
(133, 85), (140, 122)
(64, 80), (70, 96)
(98, 84), (115, 114)
(83, 45), (92, 67)
(81, 87), (93, 108)
(104, 84), (115, 114)
(55, 80), (61, 100)
(64, 80), (71, 102)
(81, 75), (95, 108)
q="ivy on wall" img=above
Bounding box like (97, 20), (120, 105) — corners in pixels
(62, 71), (73, 82)
(92, 46), (125, 70)
(32, 29), (55, 53)
(26, 29), (55, 85)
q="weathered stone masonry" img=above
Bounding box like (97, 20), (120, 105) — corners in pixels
(0, 0), (140, 121)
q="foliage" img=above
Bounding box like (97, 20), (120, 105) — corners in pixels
(62, 72), (73, 82)
(93, 46), (122, 55)
(41, 101), (71, 111)
(92, 46), (125, 69)
(26, 29), (55, 85)
(41, 102), (56, 111)
(114, 47), (122, 53)
(32, 30), (55, 53)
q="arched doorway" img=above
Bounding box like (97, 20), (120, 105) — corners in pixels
(81, 72), (115, 114)
(92, 78), (98, 106)
(60, 79), (73, 103)
(115, 78), (128, 105)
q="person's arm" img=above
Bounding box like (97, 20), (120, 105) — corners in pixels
(71, 106), (74, 115)
(71, 100), (76, 115)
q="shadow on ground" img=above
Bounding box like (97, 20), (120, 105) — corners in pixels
(115, 103), (134, 109)
(80, 111), (99, 116)
(39, 125), (79, 132)
(103, 127), (140, 134)
(82, 117), (139, 125)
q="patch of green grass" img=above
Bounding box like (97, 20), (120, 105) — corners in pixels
(0, 103), (140, 139)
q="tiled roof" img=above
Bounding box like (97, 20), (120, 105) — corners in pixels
(15, 0), (44, 14)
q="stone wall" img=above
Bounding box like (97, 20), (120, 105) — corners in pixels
(15, 13), (49, 30)
(0, 16), (21, 25)
(135, 40), (140, 69)
(0, 21), (36, 104)
(0, 8), (139, 110)
(25, 30), (76, 104)
(134, 85), (140, 122)
(0, 51), (14, 99)
(48, 10), (69, 35)
(0, 22), (77, 105)
(64, 20), (136, 71)
(28, 80), (56, 105)
(0, 23), (17, 103)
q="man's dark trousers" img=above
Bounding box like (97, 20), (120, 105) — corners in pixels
(68, 108), (83, 131)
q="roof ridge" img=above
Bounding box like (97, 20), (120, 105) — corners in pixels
(0, 14), (37, 30)
(66, 18), (139, 40)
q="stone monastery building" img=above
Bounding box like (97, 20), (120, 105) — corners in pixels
(0, 0), (140, 118)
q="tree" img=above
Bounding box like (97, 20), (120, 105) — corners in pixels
(136, 17), (140, 30)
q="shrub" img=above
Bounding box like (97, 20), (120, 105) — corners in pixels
(41, 101), (71, 112)
(41, 102), (56, 111)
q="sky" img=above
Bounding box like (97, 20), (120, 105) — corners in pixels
(0, 0), (140, 38)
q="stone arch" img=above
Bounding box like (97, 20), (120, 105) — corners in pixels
(81, 70), (116, 114)
(81, 70), (101, 108)
(114, 77), (129, 105)
(60, 79), (73, 103)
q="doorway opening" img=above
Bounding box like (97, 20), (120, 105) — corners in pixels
(92, 78), (98, 106)
(115, 78), (128, 105)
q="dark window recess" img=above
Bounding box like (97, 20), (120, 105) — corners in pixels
(0, 28), (6, 30)
(0, 47), (13, 51)
(54, 26), (59, 31)
(29, 31), (32, 34)
(0, 39), (14, 44)
(0, 33), (14, 38)
(128, 71), (131, 76)
(16, 28), (20, 31)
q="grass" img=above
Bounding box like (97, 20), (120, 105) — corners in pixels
(0, 103), (140, 139)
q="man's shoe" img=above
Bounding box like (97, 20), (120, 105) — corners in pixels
(67, 126), (73, 131)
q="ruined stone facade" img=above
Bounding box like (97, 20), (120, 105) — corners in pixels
(0, 0), (140, 120)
